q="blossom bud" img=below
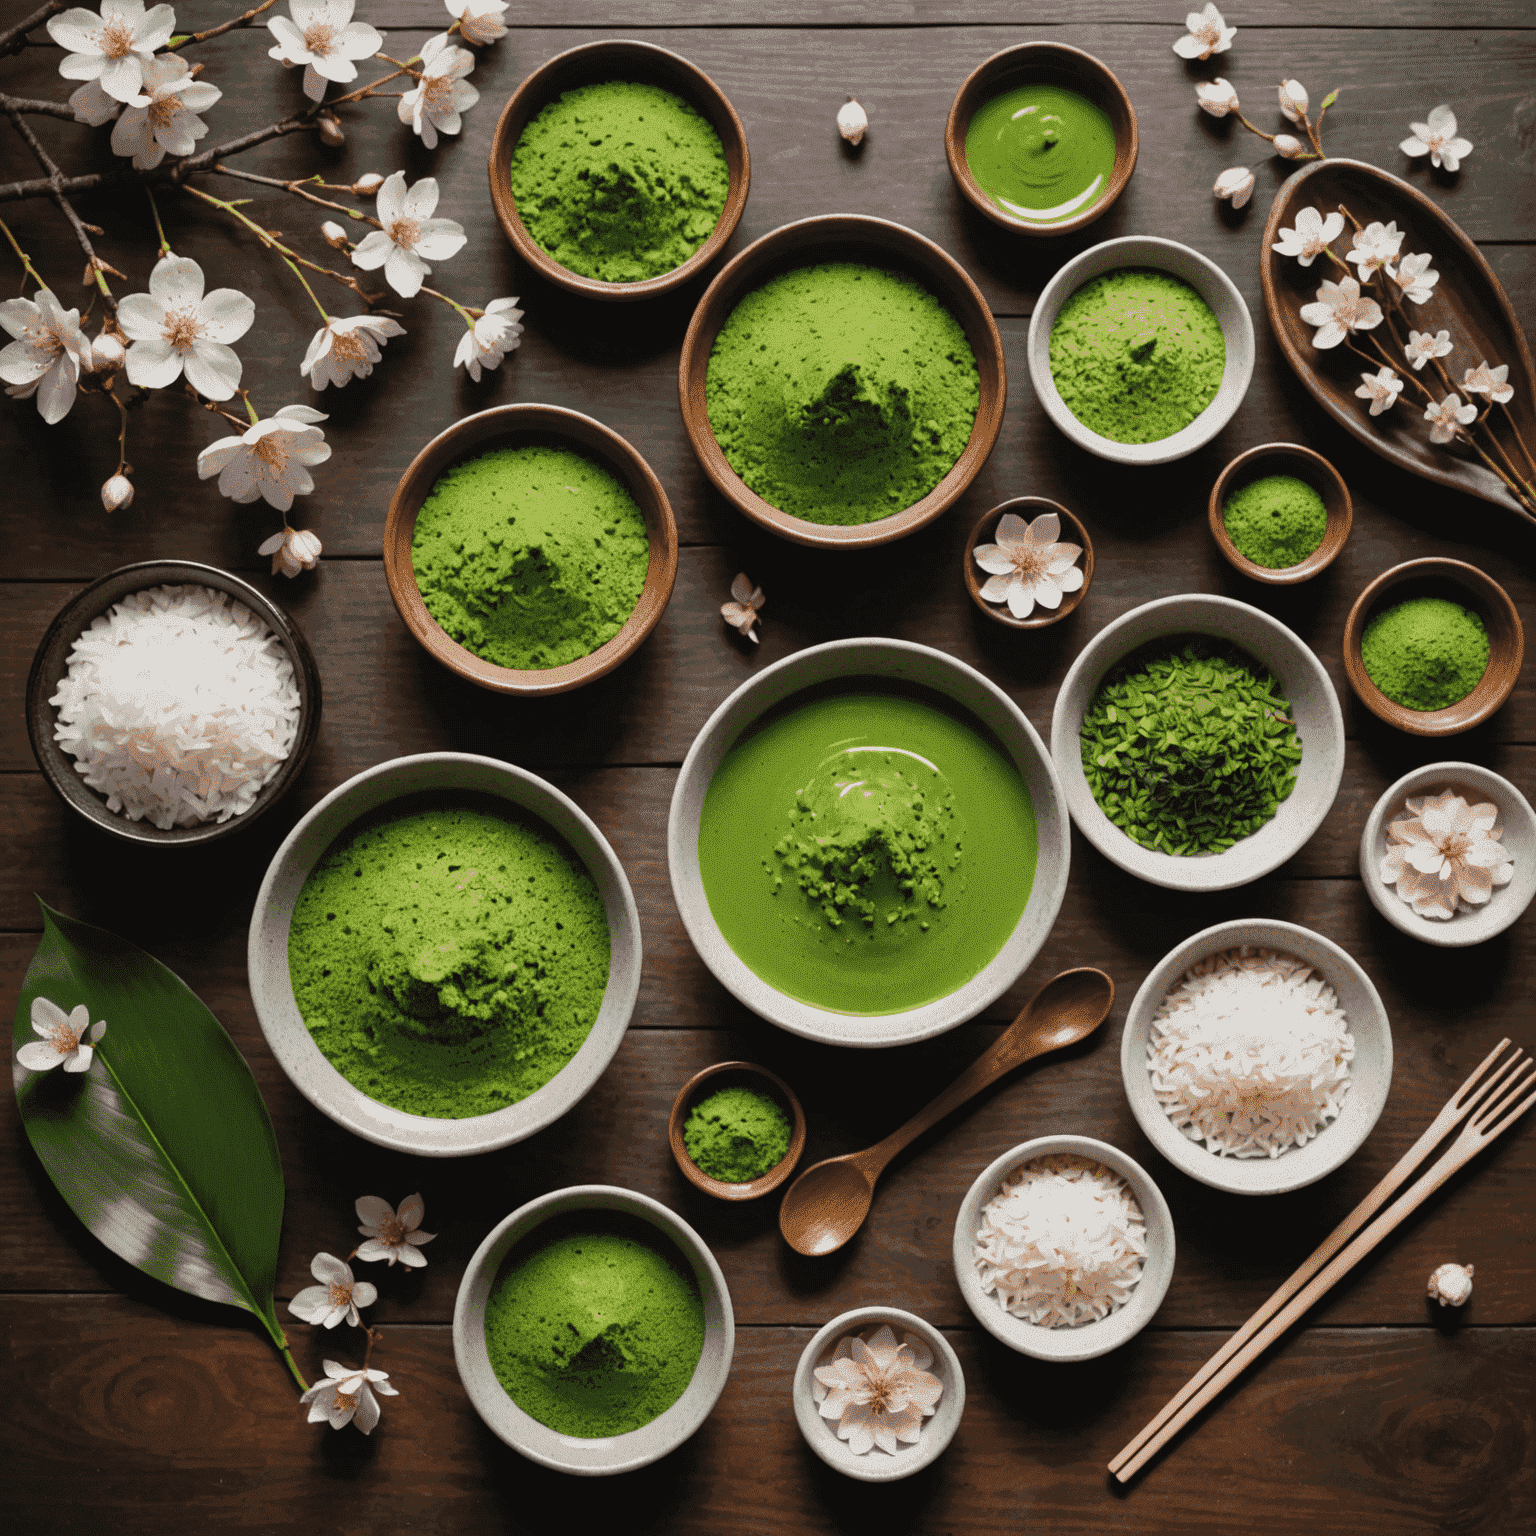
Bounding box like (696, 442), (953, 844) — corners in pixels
(837, 99), (868, 147)
(1213, 166), (1255, 209)
(91, 332), (126, 373)
(317, 112), (345, 147)
(1277, 79), (1309, 125)
(101, 473), (133, 512)
(351, 172), (385, 196)
(1195, 78), (1239, 119)
(1273, 133), (1307, 160)
(321, 221), (349, 250)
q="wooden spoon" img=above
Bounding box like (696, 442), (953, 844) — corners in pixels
(777, 968), (1116, 1257)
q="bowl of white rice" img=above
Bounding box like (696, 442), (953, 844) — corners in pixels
(952, 1135), (1176, 1362)
(1120, 918), (1393, 1196)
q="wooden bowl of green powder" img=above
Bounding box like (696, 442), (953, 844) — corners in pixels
(1209, 443), (1353, 585)
(668, 1061), (807, 1201)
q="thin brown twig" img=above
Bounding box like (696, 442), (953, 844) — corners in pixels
(325, 66), (412, 108)
(182, 380), (249, 430)
(0, 0), (66, 59)
(3, 97), (77, 121)
(211, 164), (381, 227)
(169, 0), (280, 49)
(1497, 401), (1536, 482)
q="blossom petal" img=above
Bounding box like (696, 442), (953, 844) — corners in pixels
(182, 340), (242, 400)
(383, 243), (427, 297)
(17, 1041), (63, 1071)
(401, 175), (440, 223)
(412, 219), (466, 261)
(972, 544), (1014, 577)
(196, 288), (255, 343)
(149, 255), (205, 310)
(125, 337), (184, 389)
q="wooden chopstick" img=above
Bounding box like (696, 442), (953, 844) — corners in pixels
(1109, 1039), (1533, 1483)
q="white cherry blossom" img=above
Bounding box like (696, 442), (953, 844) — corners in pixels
(1386, 252), (1439, 305)
(355, 1194), (436, 1267)
(397, 32), (478, 149)
(351, 172), (466, 299)
(1212, 166), (1254, 209)
(259, 525), (323, 577)
(973, 509), (1084, 620)
(1345, 220), (1404, 280)
(101, 473), (134, 511)
(445, 0), (507, 45)
(1278, 79), (1309, 125)
(68, 77), (122, 126)
(288, 1252), (376, 1328)
(301, 1359), (397, 1434)
(1271, 206), (1344, 267)
(1195, 78), (1238, 118)
(454, 297), (523, 381)
(110, 52), (221, 170)
(17, 997), (105, 1074)
(1173, 3), (1235, 60)
(198, 404), (331, 510)
(1462, 361), (1513, 404)
(119, 255), (253, 399)
(721, 572), (765, 644)
(1424, 393), (1477, 444)
(1298, 276), (1382, 350)
(47, 0), (176, 104)
(0, 289), (90, 424)
(1355, 366), (1403, 417)
(1405, 328), (1453, 371)
(1401, 105), (1472, 172)
(267, 0), (383, 104)
(300, 313), (405, 389)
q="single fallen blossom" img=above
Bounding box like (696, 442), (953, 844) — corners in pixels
(1212, 166), (1254, 209)
(48, 0), (176, 105)
(101, 472), (134, 510)
(118, 254), (253, 400)
(1271, 205), (1344, 267)
(0, 289), (90, 424)
(109, 52), (222, 171)
(1298, 275), (1382, 350)
(355, 1194), (436, 1267)
(1272, 133), (1307, 160)
(198, 404), (331, 510)
(721, 572), (765, 643)
(259, 525), (322, 577)
(1428, 1263), (1474, 1306)
(17, 997), (105, 1074)
(1462, 361), (1514, 405)
(1277, 79), (1309, 125)
(301, 1359), (398, 1434)
(1345, 220), (1404, 280)
(351, 172), (466, 300)
(812, 1325), (944, 1457)
(288, 1252), (377, 1328)
(454, 297), (523, 381)
(398, 33), (478, 149)
(301, 314), (406, 389)
(1401, 104), (1472, 172)
(1172, 3), (1235, 60)
(68, 77), (122, 127)
(1355, 366), (1404, 417)
(1424, 393), (1477, 444)
(837, 99), (868, 145)
(1405, 328), (1453, 371)
(973, 509), (1083, 620)
(267, 0), (384, 104)
(1385, 252), (1439, 306)
(1381, 789), (1512, 918)
(1195, 78), (1239, 118)
(445, 0), (508, 46)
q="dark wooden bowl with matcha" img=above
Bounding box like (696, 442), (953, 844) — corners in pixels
(1208, 442), (1353, 586)
(668, 1061), (807, 1202)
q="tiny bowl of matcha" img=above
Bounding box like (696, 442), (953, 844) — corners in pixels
(488, 39), (749, 301)
(1208, 443), (1353, 585)
(668, 1060), (807, 1201)
(1027, 235), (1254, 467)
(454, 1184), (734, 1474)
(1342, 559), (1524, 737)
(383, 403), (679, 697)
(678, 213), (1006, 550)
(248, 751), (642, 1156)
(962, 497), (1094, 630)
(944, 42), (1138, 238)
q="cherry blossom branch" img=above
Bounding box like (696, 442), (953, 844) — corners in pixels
(107, 382), (130, 476)
(1497, 402), (1536, 483)
(2, 96), (76, 120)
(324, 66), (413, 109)
(0, 1), (66, 60)
(211, 164), (380, 227)
(183, 380), (249, 430)
(0, 212), (47, 289)
(167, 0), (280, 51)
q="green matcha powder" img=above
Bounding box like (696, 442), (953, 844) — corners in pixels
(1361, 596), (1490, 711)
(684, 1085), (791, 1183)
(1223, 474), (1328, 569)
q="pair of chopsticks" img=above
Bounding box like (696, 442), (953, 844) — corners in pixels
(1109, 1037), (1535, 1484)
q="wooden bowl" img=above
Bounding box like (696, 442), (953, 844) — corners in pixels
(668, 1061), (807, 1202)
(962, 497), (1093, 629)
(487, 40), (750, 302)
(1342, 558), (1524, 736)
(382, 404), (679, 697)
(944, 42), (1138, 238)
(1208, 443), (1352, 585)
(677, 214), (1006, 549)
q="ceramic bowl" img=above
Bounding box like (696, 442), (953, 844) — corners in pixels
(952, 1135), (1175, 1362)
(677, 214), (1006, 549)
(1359, 761), (1536, 948)
(944, 42), (1138, 237)
(1120, 918), (1394, 1196)
(453, 1185), (734, 1474)
(382, 403), (679, 697)
(25, 559), (321, 847)
(1208, 442), (1353, 585)
(1048, 593), (1345, 892)
(248, 752), (641, 1156)
(962, 497), (1094, 630)
(792, 1306), (965, 1481)
(667, 637), (1070, 1048)
(1026, 235), (1255, 466)
(668, 1060), (807, 1201)
(1342, 558), (1524, 737)
(486, 40), (750, 301)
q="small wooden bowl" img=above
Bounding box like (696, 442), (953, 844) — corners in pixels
(382, 404), (679, 697)
(677, 213), (1006, 550)
(1342, 558), (1524, 736)
(1208, 443), (1352, 585)
(945, 42), (1138, 238)
(668, 1061), (807, 1202)
(962, 497), (1093, 629)
(487, 40), (750, 302)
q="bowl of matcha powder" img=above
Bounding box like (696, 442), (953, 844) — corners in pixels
(668, 1060), (807, 1200)
(1208, 443), (1353, 584)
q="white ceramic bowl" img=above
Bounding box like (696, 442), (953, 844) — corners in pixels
(1121, 918), (1394, 1196)
(952, 1135), (1175, 1363)
(667, 637), (1070, 1047)
(248, 752), (641, 1156)
(792, 1306), (965, 1481)
(1026, 234), (1255, 466)
(453, 1185), (734, 1475)
(1048, 593), (1344, 892)
(1359, 761), (1536, 948)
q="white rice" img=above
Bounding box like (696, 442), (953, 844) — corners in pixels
(974, 1154), (1146, 1328)
(1148, 944), (1354, 1159)
(50, 583), (301, 829)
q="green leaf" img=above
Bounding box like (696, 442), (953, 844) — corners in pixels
(1320, 88), (1340, 112)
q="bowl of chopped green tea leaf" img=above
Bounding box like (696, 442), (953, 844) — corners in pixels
(1049, 594), (1345, 892)
(1208, 442), (1352, 584)
(668, 1060), (807, 1200)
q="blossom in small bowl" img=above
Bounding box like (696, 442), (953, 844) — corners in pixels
(1405, 328), (1453, 371)
(1401, 105), (1472, 172)
(1195, 78), (1238, 118)
(289, 1252), (377, 1328)
(1299, 276), (1382, 350)
(1462, 361), (1514, 405)
(1381, 789), (1513, 920)
(1345, 220), (1403, 279)
(812, 1325), (944, 1456)
(1212, 166), (1254, 209)
(398, 32), (478, 148)
(1172, 3), (1235, 60)
(0, 289), (90, 424)
(1271, 206), (1344, 267)
(445, 0), (507, 46)
(355, 1193), (436, 1267)
(118, 254), (253, 400)
(259, 525), (322, 577)
(1277, 79), (1309, 125)
(1386, 252), (1439, 305)
(17, 997), (105, 1074)
(267, 0), (384, 104)
(973, 510), (1083, 621)
(1423, 393), (1477, 444)
(48, 0), (176, 104)
(721, 571), (765, 643)
(351, 172), (466, 299)
(198, 404), (331, 510)
(301, 1358), (398, 1434)
(1355, 366), (1403, 417)
(109, 52), (221, 170)
(453, 297), (523, 381)
(301, 313), (405, 389)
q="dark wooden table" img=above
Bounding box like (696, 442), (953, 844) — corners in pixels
(4, 2), (1534, 1530)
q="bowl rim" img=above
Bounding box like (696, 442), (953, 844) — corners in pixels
(1207, 442), (1354, 585)
(25, 558), (322, 846)
(485, 38), (750, 302)
(951, 1134), (1175, 1362)
(1025, 234), (1255, 466)
(452, 1183), (735, 1474)
(247, 751), (641, 1156)
(962, 497), (1094, 629)
(667, 1059), (808, 1200)
(1118, 917), (1394, 1195)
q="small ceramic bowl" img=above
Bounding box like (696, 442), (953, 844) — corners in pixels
(668, 1060), (807, 1201)
(382, 404), (679, 697)
(962, 497), (1093, 630)
(1208, 443), (1353, 585)
(1027, 235), (1255, 467)
(944, 42), (1138, 237)
(25, 559), (322, 847)
(792, 1306), (965, 1481)
(1342, 558), (1524, 737)
(1047, 593), (1345, 892)
(454, 1185), (734, 1474)
(952, 1135), (1175, 1362)
(677, 213), (1006, 549)
(486, 40), (750, 302)
(248, 752), (641, 1156)
(1120, 919), (1394, 1196)
(1359, 761), (1536, 948)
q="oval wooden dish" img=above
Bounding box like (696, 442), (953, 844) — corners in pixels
(1208, 442), (1352, 585)
(1261, 158), (1536, 527)
(487, 39), (750, 302)
(962, 497), (1094, 629)
(668, 1060), (807, 1201)
(382, 403), (679, 697)
(677, 213), (1006, 550)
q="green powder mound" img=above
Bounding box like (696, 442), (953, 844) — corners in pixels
(705, 263), (980, 526)
(684, 1085), (791, 1183)
(508, 80), (730, 283)
(1222, 473), (1327, 569)
(485, 1219), (705, 1438)
(288, 798), (610, 1119)
(1049, 266), (1226, 444)
(1362, 596), (1490, 711)
(411, 445), (650, 672)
